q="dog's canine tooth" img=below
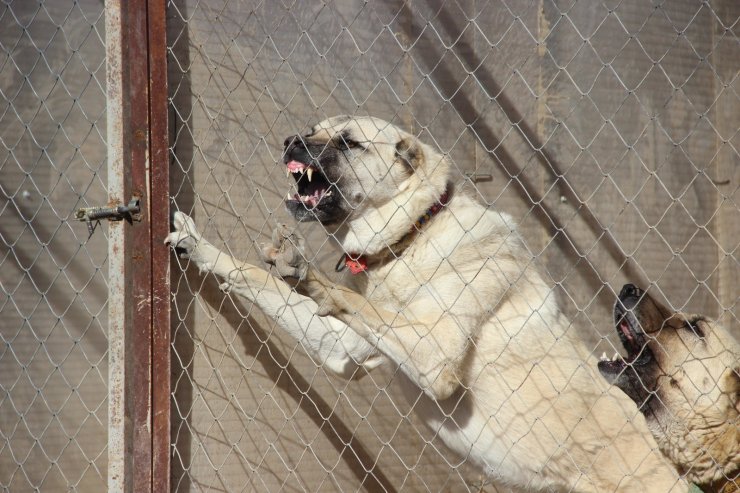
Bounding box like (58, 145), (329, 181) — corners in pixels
(612, 352), (619, 361)
(600, 351), (608, 361)
(307, 168), (314, 182)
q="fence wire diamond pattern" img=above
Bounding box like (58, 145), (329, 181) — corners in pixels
(165, 1), (738, 491)
(0, 2), (109, 492)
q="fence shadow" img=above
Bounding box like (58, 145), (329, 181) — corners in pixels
(194, 277), (398, 492)
(390, 0), (649, 314)
(166, 2), (395, 489)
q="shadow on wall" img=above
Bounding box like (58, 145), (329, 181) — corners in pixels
(166, 3), (394, 490)
(166, 0), (738, 489)
(164, 0), (643, 488)
(391, 0), (647, 311)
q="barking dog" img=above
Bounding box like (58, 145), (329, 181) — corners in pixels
(167, 116), (685, 492)
(599, 284), (739, 492)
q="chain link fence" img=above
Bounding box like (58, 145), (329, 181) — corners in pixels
(1, 0), (738, 492)
(0, 2), (109, 491)
(166, 0), (739, 491)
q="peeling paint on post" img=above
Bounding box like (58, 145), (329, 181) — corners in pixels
(147, 1), (171, 490)
(128, 0), (155, 490)
(105, 0), (132, 491)
(105, 2), (169, 490)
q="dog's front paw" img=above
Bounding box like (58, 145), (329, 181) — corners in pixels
(165, 211), (203, 259)
(260, 224), (308, 280)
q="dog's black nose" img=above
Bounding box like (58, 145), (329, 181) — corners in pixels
(283, 135), (303, 149)
(619, 283), (643, 299)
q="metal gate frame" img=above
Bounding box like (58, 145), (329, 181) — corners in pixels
(105, 1), (169, 491)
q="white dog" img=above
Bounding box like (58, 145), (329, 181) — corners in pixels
(167, 116), (685, 492)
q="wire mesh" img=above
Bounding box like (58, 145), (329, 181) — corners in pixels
(0, 2), (109, 491)
(166, 0), (740, 492)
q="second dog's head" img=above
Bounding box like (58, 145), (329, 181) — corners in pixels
(598, 284), (740, 484)
(282, 116), (450, 224)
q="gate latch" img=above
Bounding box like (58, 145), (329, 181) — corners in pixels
(75, 198), (142, 236)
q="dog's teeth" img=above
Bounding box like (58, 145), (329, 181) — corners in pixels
(600, 352), (608, 361)
(306, 168), (313, 182)
(612, 352), (619, 361)
(325, 190), (332, 197)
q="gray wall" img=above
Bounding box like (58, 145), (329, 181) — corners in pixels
(0, 2), (109, 492)
(168, 0), (739, 491)
(3, 1), (735, 492)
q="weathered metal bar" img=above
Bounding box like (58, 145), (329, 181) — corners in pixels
(148, 0), (171, 490)
(104, 1), (133, 491)
(107, 1), (170, 491)
(126, 0), (155, 490)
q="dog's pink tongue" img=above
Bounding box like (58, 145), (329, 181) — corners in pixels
(287, 160), (307, 172)
(619, 321), (633, 342)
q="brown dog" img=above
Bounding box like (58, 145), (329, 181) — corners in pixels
(599, 284), (740, 492)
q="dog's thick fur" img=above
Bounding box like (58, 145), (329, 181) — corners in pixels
(599, 284), (740, 492)
(167, 116), (685, 492)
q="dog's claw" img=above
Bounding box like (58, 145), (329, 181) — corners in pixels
(166, 211), (202, 255)
(261, 224), (309, 280)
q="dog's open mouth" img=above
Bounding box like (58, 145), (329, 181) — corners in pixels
(285, 160), (334, 209)
(597, 302), (654, 381)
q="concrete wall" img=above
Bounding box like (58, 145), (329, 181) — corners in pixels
(0, 2), (109, 492)
(167, 0), (739, 491)
(2, 1), (734, 492)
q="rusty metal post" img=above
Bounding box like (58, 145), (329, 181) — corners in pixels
(148, 0), (171, 491)
(105, 1), (169, 491)
(127, 0), (154, 491)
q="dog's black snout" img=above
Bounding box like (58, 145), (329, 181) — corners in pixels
(283, 134), (304, 150)
(619, 283), (643, 300)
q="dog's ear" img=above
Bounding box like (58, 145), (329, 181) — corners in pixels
(395, 137), (424, 173)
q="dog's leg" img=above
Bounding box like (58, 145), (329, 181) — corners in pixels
(266, 226), (476, 401)
(166, 212), (383, 378)
(310, 270), (471, 400)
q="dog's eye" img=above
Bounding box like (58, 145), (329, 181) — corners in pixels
(684, 318), (705, 339)
(336, 136), (363, 150)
